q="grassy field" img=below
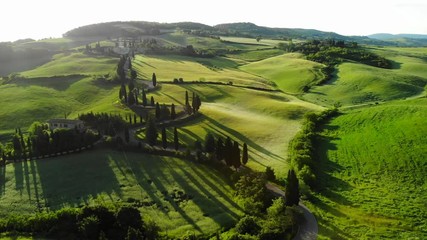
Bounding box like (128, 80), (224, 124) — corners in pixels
(225, 48), (285, 62)
(302, 47), (427, 106)
(21, 52), (118, 78)
(241, 53), (325, 93)
(0, 149), (243, 237)
(0, 76), (130, 139)
(138, 84), (322, 178)
(307, 98), (427, 239)
(132, 54), (274, 89)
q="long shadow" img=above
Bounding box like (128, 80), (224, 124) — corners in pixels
(12, 75), (84, 91)
(118, 152), (202, 231)
(167, 164), (239, 225)
(0, 165), (5, 196)
(190, 165), (243, 212)
(34, 151), (123, 210)
(23, 160), (32, 200)
(29, 160), (42, 212)
(14, 161), (23, 193)
(203, 115), (286, 162)
(140, 156), (203, 232)
(116, 151), (169, 214)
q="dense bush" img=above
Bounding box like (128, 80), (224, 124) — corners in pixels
(0, 204), (159, 239)
(288, 108), (339, 187)
(235, 216), (261, 235)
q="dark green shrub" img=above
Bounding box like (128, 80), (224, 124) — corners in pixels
(235, 216), (261, 235)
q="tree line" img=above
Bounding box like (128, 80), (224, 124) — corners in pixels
(0, 122), (99, 162)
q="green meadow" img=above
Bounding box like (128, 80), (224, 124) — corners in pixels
(241, 53), (325, 93)
(132, 54), (274, 88)
(0, 76), (129, 139)
(0, 149), (243, 237)
(21, 52), (117, 78)
(302, 47), (427, 106)
(307, 98), (427, 239)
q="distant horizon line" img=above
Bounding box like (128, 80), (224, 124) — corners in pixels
(1, 20), (427, 43)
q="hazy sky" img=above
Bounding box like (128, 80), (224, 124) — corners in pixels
(1, 0), (426, 42)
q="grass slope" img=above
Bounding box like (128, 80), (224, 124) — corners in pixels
(139, 84), (322, 178)
(21, 52), (117, 77)
(303, 47), (427, 106)
(241, 53), (325, 93)
(0, 149), (242, 237)
(0, 76), (129, 139)
(133, 54), (273, 89)
(308, 98), (427, 239)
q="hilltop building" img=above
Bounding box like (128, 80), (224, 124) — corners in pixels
(47, 119), (84, 131)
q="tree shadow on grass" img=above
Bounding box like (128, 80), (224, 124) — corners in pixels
(14, 161), (23, 193)
(0, 165), (5, 196)
(119, 152), (203, 232)
(33, 150), (123, 211)
(167, 164), (239, 228)
(12, 75), (84, 91)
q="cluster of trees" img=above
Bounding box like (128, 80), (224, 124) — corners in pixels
(195, 133), (249, 169)
(143, 118), (180, 150)
(1, 122), (99, 162)
(79, 112), (127, 136)
(184, 90), (202, 115)
(0, 204), (159, 239)
(280, 39), (392, 69)
(288, 108), (338, 187)
(231, 172), (301, 239)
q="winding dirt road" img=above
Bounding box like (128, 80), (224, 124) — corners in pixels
(266, 183), (318, 240)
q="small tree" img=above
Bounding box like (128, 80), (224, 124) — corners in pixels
(150, 96), (155, 106)
(242, 143), (248, 165)
(285, 169), (300, 206)
(232, 141), (241, 170)
(174, 127), (179, 151)
(124, 126), (130, 143)
(142, 89), (147, 106)
(185, 91), (189, 106)
(131, 69), (137, 80)
(161, 127), (167, 149)
(145, 117), (158, 146)
(170, 103), (176, 120)
(155, 102), (161, 119)
(216, 137), (224, 161)
(152, 73), (157, 86)
(204, 133), (215, 153)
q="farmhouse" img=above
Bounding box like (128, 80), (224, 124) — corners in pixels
(47, 119), (84, 130)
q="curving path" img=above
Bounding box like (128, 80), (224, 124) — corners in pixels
(266, 183), (318, 240)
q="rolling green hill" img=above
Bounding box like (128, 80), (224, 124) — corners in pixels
(132, 54), (274, 88)
(240, 53), (325, 93)
(307, 98), (427, 239)
(136, 83), (322, 178)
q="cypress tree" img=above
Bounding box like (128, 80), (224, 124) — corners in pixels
(124, 126), (130, 143)
(232, 141), (241, 170)
(155, 102), (161, 120)
(142, 89), (147, 106)
(285, 169), (300, 206)
(185, 91), (189, 106)
(174, 127), (179, 151)
(216, 137), (224, 161)
(145, 117), (158, 146)
(161, 127), (167, 149)
(170, 103), (176, 120)
(204, 133), (215, 153)
(224, 137), (233, 166)
(150, 96), (155, 106)
(152, 73), (157, 87)
(242, 143), (248, 165)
